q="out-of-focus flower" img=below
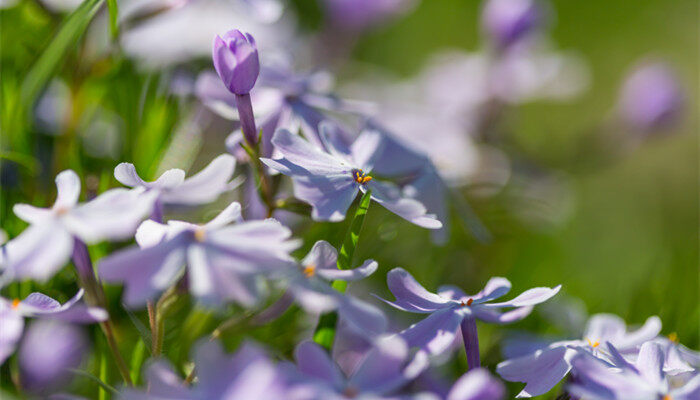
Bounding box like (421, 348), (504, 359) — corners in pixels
(291, 336), (428, 399)
(114, 154), (236, 220)
(0, 170), (155, 281)
(443, 368), (505, 400)
(0, 290), (105, 365)
(481, 0), (542, 49)
(320, 0), (416, 32)
(568, 341), (700, 400)
(213, 29), (260, 95)
(286, 240), (386, 339)
(19, 320), (88, 394)
(261, 126), (442, 229)
(497, 314), (667, 398)
(99, 202), (300, 307)
(617, 61), (684, 133)
(378, 268), (560, 359)
(120, 340), (288, 399)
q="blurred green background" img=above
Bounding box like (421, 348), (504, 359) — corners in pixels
(1, 0), (698, 398)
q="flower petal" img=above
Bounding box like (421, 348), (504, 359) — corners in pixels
(161, 154), (236, 205)
(54, 170), (81, 209)
(400, 307), (464, 356)
(472, 277), (511, 304)
(635, 341), (665, 389)
(367, 180), (442, 229)
(438, 285), (467, 301)
(447, 368), (505, 400)
(290, 175), (358, 222)
(153, 169), (186, 189)
(0, 224), (73, 281)
(350, 127), (384, 172)
(135, 220), (170, 248)
(301, 240), (338, 271)
(473, 305), (533, 324)
(484, 285), (561, 308)
(349, 335), (413, 394)
(267, 129), (349, 175)
(337, 294), (388, 339)
(13, 204), (52, 225)
(203, 202), (243, 230)
(0, 308), (24, 364)
(316, 259), (378, 282)
(381, 268), (451, 313)
(114, 163), (146, 188)
(615, 316), (661, 349)
(294, 341), (345, 389)
(496, 344), (573, 398)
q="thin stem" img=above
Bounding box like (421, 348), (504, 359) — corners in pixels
(313, 190), (371, 350)
(234, 93), (258, 146)
(147, 301), (156, 351)
(71, 238), (132, 385)
(460, 315), (480, 371)
(151, 285), (178, 357)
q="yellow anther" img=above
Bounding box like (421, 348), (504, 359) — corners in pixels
(663, 395), (673, 400)
(460, 298), (474, 307)
(361, 176), (372, 184)
(587, 339), (600, 348)
(353, 169), (372, 185)
(303, 264), (316, 278)
(194, 228), (207, 242)
(668, 332), (678, 343)
(11, 298), (20, 309)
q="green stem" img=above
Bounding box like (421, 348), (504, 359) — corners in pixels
(151, 285), (178, 357)
(312, 190), (371, 350)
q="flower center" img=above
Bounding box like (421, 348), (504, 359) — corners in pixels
(668, 332), (678, 343)
(342, 386), (358, 398)
(352, 169), (372, 185)
(303, 264), (316, 278)
(663, 396), (673, 400)
(460, 298), (474, 307)
(11, 298), (20, 309)
(54, 206), (69, 216)
(194, 228), (207, 242)
(587, 338), (600, 348)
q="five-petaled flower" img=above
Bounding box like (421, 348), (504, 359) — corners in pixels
(261, 123), (442, 229)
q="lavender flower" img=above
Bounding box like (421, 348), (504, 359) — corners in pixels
(618, 61), (684, 133)
(261, 125), (442, 229)
(443, 368), (505, 400)
(497, 313), (665, 397)
(99, 202), (300, 307)
(0, 289), (106, 365)
(568, 341), (700, 400)
(481, 0), (542, 49)
(321, 0), (414, 32)
(377, 268), (560, 366)
(120, 340), (288, 399)
(0, 170), (155, 281)
(286, 240), (386, 339)
(114, 154), (236, 219)
(19, 320), (88, 394)
(291, 336), (428, 399)
(212, 29), (260, 95)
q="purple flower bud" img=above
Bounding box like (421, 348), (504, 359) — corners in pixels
(19, 320), (88, 394)
(212, 29), (260, 95)
(618, 62), (684, 133)
(482, 0), (542, 48)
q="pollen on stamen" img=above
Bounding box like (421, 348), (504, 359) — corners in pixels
(460, 298), (474, 307)
(587, 339), (600, 348)
(11, 298), (20, 309)
(352, 169), (372, 185)
(303, 265), (316, 278)
(668, 332), (678, 343)
(194, 228), (207, 242)
(663, 395), (673, 400)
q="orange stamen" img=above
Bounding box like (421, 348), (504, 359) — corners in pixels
(194, 228), (206, 242)
(668, 332), (678, 343)
(663, 395), (673, 400)
(587, 339), (600, 348)
(361, 176), (372, 184)
(11, 298), (20, 309)
(466, 298), (473, 306)
(303, 265), (316, 278)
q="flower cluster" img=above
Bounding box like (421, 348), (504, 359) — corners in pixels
(0, 0), (693, 398)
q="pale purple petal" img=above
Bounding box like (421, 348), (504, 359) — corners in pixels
(674, 374), (700, 400)
(337, 295), (388, 339)
(614, 316), (662, 349)
(121, 360), (191, 399)
(381, 268), (451, 313)
(20, 293), (61, 311)
(203, 202), (243, 230)
(153, 169), (186, 189)
(472, 277), (512, 304)
(635, 341), (665, 389)
(134, 220), (169, 248)
(366, 181), (442, 229)
(484, 285), (561, 308)
(0, 223), (73, 281)
(496, 344), (573, 398)
(583, 314), (627, 343)
(295, 341), (345, 389)
(319, 121), (353, 161)
(12, 204), (53, 225)
(266, 129), (349, 175)
(0, 307), (23, 364)
(350, 127), (384, 171)
(291, 176), (358, 222)
(473, 305), (533, 324)
(437, 285), (467, 301)
(301, 240), (338, 271)
(446, 368), (505, 400)
(290, 279), (339, 314)
(114, 162), (146, 188)
(400, 308), (465, 356)
(316, 259), (378, 282)
(349, 335), (410, 394)
(160, 154), (236, 205)
(54, 170), (81, 209)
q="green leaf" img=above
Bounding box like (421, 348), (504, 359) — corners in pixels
(107, 0), (119, 39)
(21, 0), (105, 106)
(67, 368), (117, 397)
(129, 339), (146, 385)
(312, 190), (371, 351)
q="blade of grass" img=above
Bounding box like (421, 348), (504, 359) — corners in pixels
(107, 0), (119, 39)
(312, 190), (371, 351)
(20, 0), (105, 107)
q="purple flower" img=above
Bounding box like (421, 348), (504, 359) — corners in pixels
(497, 314), (664, 397)
(377, 268), (560, 359)
(19, 320), (88, 394)
(99, 202), (300, 307)
(444, 368), (505, 400)
(618, 61), (684, 133)
(286, 240), (386, 339)
(120, 340), (288, 399)
(0, 289), (106, 365)
(0, 170), (155, 281)
(291, 335), (428, 399)
(114, 154), (236, 219)
(481, 0), (543, 48)
(212, 29), (260, 95)
(568, 341), (700, 400)
(261, 125), (442, 229)
(321, 0), (414, 32)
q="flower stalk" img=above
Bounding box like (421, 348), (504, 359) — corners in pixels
(460, 315), (480, 371)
